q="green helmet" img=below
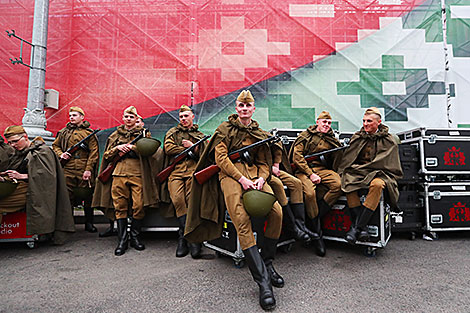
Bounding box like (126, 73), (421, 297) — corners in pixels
(73, 187), (94, 199)
(0, 180), (18, 199)
(242, 190), (277, 217)
(136, 138), (161, 157)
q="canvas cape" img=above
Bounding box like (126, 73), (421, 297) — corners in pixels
(337, 124), (403, 208)
(20, 137), (75, 243)
(92, 125), (162, 219)
(185, 114), (272, 243)
(0, 136), (16, 171)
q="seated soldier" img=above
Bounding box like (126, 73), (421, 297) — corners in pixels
(338, 107), (403, 244)
(289, 111), (343, 257)
(1, 126), (75, 244)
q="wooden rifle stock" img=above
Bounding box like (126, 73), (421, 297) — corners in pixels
(194, 135), (280, 185)
(60, 129), (100, 167)
(290, 145), (349, 171)
(97, 131), (144, 183)
(156, 134), (211, 183)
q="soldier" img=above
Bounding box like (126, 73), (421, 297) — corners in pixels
(267, 138), (310, 243)
(338, 107), (403, 244)
(52, 107), (99, 233)
(163, 105), (207, 259)
(186, 90), (283, 311)
(289, 111), (343, 257)
(1, 126), (75, 244)
(92, 106), (160, 256)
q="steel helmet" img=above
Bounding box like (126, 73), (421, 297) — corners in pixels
(242, 189), (277, 217)
(136, 138), (161, 157)
(0, 180), (18, 199)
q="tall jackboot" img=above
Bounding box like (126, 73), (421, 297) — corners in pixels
(290, 203), (315, 241)
(99, 219), (117, 237)
(356, 207), (374, 242)
(189, 242), (202, 259)
(176, 215), (189, 258)
(261, 238), (284, 288)
(244, 246), (276, 311)
(84, 206), (97, 233)
(310, 216), (326, 257)
(114, 218), (129, 256)
(345, 205), (371, 244)
(282, 204), (309, 243)
(130, 218), (145, 251)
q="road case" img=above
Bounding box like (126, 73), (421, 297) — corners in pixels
(322, 194), (391, 256)
(204, 210), (295, 268)
(391, 189), (425, 236)
(397, 127), (470, 141)
(423, 182), (470, 231)
(0, 211), (39, 248)
(398, 143), (421, 183)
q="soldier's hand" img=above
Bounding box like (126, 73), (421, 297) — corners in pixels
(116, 144), (131, 153)
(82, 170), (92, 181)
(272, 164), (280, 177)
(182, 139), (193, 148)
(238, 176), (255, 190)
(254, 177), (265, 190)
(309, 173), (321, 184)
(4, 170), (27, 180)
(60, 152), (71, 160)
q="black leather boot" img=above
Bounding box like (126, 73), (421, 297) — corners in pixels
(84, 206), (97, 233)
(114, 218), (128, 256)
(357, 207), (374, 242)
(244, 246), (276, 311)
(99, 219), (117, 237)
(130, 218), (145, 251)
(282, 204), (309, 243)
(189, 243), (202, 259)
(317, 199), (331, 219)
(291, 203), (315, 240)
(345, 206), (363, 244)
(176, 215), (189, 258)
(261, 238), (284, 288)
(310, 216), (326, 257)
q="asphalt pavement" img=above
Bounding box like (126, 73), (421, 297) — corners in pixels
(1, 227), (470, 313)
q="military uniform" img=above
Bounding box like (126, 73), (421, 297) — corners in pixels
(52, 117), (99, 232)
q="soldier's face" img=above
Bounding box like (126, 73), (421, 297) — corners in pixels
(179, 111), (194, 128)
(123, 113), (137, 128)
(363, 114), (381, 134)
(69, 112), (84, 125)
(136, 118), (144, 128)
(7, 134), (29, 151)
(235, 101), (255, 119)
(316, 119), (332, 134)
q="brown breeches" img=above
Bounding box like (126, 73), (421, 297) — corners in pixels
(268, 171), (303, 207)
(346, 178), (385, 211)
(296, 169), (342, 218)
(111, 176), (145, 220)
(168, 176), (192, 217)
(0, 181), (28, 214)
(220, 177), (282, 250)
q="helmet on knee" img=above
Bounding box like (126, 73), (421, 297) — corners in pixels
(242, 190), (277, 217)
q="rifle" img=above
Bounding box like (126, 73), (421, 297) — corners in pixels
(290, 145), (349, 171)
(60, 129), (100, 167)
(97, 131), (145, 183)
(194, 135), (281, 185)
(156, 134), (211, 183)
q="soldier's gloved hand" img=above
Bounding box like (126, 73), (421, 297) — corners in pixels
(253, 177), (265, 190)
(272, 163), (280, 177)
(309, 173), (321, 184)
(238, 176), (255, 190)
(82, 170), (91, 181)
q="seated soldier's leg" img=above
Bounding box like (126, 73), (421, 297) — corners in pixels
(269, 175), (308, 242)
(317, 169), (342, 218)
(129, 175), (145, 251)
(357, 178), (386, 241)
(345, 191), (361, 244)
(220, 177), (275, 310)
(184, 177), (201, 259)
(169, 176), (189, 257)
(0, 181), (28, 213)
(111, 176), (130, 256)
(296, 173), (318, 219)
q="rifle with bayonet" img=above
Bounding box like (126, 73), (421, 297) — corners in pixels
(290, 144), (349, 171)
(97, 130), (145, 183)
(156, 134), (211, 183)
(194, 135), (281, 185)
(60, 129), (100, 167)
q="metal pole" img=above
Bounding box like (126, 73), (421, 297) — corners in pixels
(22, 0), (53, 140)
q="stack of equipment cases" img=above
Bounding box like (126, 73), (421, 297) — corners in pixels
(0, 211), (39, 248)
(391, 142), (425, 239)
(397, 128), (470, 233)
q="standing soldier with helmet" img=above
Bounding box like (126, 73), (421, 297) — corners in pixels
(163, 105), (207, 259)
(289, 111), (343, 257)
(52, 107), (99, 233)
